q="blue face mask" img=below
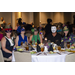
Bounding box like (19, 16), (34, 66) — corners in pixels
(21, 28), (25, 31)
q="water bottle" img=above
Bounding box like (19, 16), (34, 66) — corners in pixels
(13, 46), (16, 51)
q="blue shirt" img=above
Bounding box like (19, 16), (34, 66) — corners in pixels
(57, 29), (62, 32)
(18, 35), (27, 46)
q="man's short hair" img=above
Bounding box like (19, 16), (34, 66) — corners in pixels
(51, 25), (57, 27)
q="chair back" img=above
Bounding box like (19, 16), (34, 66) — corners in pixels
(14, 52), (31, 62)
(0, 50), (4, 62)
(65, 53), (75, 62)
(0, 41), (1, 49)
(0, 34), (3, 41)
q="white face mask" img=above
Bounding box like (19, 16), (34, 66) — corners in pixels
(51, 26), (57, 33)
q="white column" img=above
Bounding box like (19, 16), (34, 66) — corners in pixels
(12, 12), (15, 30)
(29, 12), (34, 24)
(39, 12), (41, 25)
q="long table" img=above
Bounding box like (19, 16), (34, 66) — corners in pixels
(12, 50), (73, 62)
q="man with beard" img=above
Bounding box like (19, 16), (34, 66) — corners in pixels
(47, 25), (61, 45)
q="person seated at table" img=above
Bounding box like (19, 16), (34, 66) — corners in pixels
(61, 25), (71, 47)
(15, 26), (28, 46)
(1, 25), (14, 62)
(37, 24), (44, 40)
(29, 28), (42, 44)
(70, 25), (75, 46)
(57, 25), (62, 35)
(47, 25), (61, 45)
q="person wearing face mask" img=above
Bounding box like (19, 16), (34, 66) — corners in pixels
(1, 25), (14, 62)
(61, 25), (71, 47)
(29, 28), (42, 44)
(15, 26), (28, 46)
(70, 25), (75, 46)
(47, 25), (61, 45)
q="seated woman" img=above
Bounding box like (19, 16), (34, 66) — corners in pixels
(15, 26), (28, 46)
(61, 25), (71, 48)
(70, 25), (75, 46)
(29, 28), (42, 44)
(1, 25), (14, 62)
(57, 25), (62, 35)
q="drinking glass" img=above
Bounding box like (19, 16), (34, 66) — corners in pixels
(41, 46), (44, 52)
(57, 45), (62, 54)
(40, 43), (44, 53)
(32, 40), (35, 45)
(29, 45), (31, 51)
(58, 46), (61, 51)
(35, 42), (37, 45)
(30, 41), (32, 45)
(67, 42), (70, 48)
(26, 45), (29, 51)
(64, 42), (67, 48)
(21, 42), (23, 45)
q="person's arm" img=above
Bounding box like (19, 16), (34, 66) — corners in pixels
(15, 36), (19, 46)
(1, 37), (12, 54)
(39, 34), (42, 43)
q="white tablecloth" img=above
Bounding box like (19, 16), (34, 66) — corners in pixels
(32, 53), (67, 62)
(12, 50), (72, 62)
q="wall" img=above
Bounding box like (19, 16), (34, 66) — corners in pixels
(22, 12), (30, 24)
(0, 12), (12, 24)
(22, 12), (34, 24)
(34, 12), (39, 27)
(39, 12), (64, 24)
(64, 12), (72, 23)
(40, 12), (73, 24)
(41, 12), (50, 24)
(53, 12), (61, 23)
(0, 12), (74, 29)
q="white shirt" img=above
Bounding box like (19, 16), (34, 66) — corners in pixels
(5, 36), (14, 46)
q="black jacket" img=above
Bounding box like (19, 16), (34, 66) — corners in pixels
(45, 24), (52, 37)
(47, 33), (61, 45)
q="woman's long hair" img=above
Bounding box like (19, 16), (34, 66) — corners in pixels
(62, 25), (70, 38)
(62, 32), (70, 38)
